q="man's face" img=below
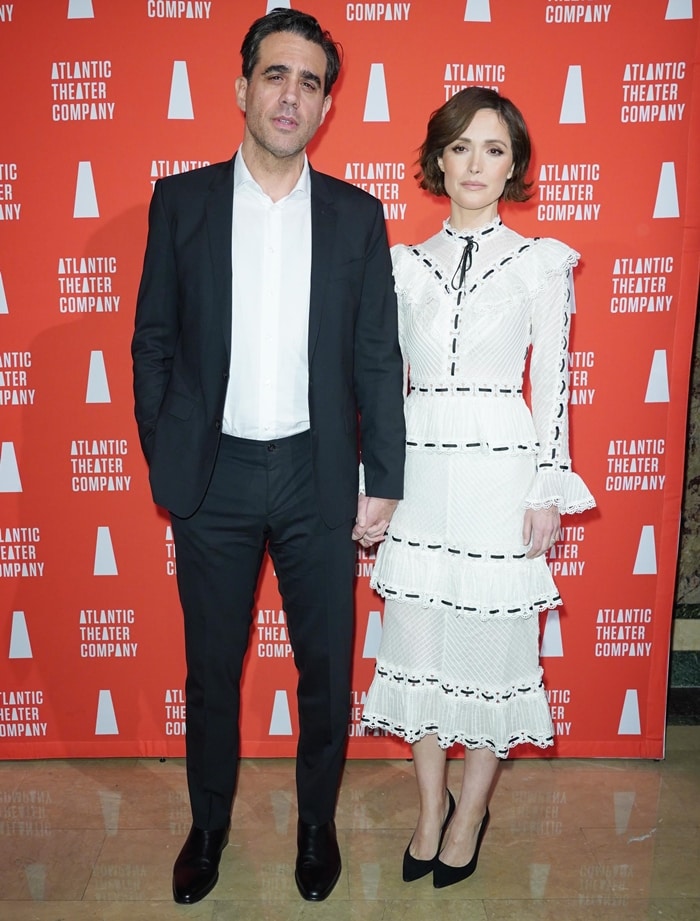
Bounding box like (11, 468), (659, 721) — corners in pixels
(236, 31), (332, 164)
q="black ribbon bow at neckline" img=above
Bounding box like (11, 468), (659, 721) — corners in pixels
(451, 235), (479, 291)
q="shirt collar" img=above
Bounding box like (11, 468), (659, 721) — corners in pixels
(234, 147), (311, 200)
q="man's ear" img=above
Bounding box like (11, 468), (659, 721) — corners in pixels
(320, 94), (332, 124)
(235, 76), (247, 113)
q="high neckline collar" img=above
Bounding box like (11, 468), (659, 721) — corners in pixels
(442, 214), (503, 241)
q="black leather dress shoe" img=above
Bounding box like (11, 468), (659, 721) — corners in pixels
(172, 823), (230, 904)
(294, 819), (341, 901)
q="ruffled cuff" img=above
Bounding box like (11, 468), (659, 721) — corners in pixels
(524, 470), (595, 515)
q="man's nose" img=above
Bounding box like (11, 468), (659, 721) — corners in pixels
(281, 83), (299, 107)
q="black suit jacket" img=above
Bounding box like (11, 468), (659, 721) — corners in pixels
(131, 156), (405, 525)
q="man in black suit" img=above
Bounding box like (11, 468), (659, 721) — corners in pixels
(132, 7), (405, 906)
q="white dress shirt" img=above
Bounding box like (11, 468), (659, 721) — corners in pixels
(222, 150), (312, 440)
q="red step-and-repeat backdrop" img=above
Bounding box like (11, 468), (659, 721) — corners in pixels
(1, 0), (699, 761)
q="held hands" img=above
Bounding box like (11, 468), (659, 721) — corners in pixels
(353, 495), (399, 548)
(523, 506), (561, 559)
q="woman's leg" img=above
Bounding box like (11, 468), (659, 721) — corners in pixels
(408, 734), (451, 859)
(439, 747), (499, 866)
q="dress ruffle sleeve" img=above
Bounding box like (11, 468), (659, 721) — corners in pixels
(525, 240), (595, 514)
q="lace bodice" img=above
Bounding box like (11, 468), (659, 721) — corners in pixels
(391, 217), (594, 514)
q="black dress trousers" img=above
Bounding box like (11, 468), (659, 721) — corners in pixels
(170, 430), (356, 830)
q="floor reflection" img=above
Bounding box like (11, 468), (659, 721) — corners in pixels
(1, 726), (698, 920)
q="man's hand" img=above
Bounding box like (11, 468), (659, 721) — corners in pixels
(353, 496), (399, 547)
(523, 506), (561, 559)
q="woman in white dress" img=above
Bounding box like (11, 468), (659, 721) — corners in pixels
(361, 87), (595, 888)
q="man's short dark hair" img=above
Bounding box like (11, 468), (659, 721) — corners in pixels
(417, 87), (533, 202)
(240, 7), (342, 96)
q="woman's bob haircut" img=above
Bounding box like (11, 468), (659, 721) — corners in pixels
(417, 86), (533, 202)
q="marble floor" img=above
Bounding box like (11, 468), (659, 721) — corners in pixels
(2, 727), (699, 921)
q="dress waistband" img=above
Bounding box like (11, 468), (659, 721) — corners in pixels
(409, 382), (523, 397)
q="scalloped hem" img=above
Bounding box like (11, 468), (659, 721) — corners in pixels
(524, 470), (595, 514)
(360, 717), (554, 759)
(524, 498), (596, 514)
(369, 579), (563, 619)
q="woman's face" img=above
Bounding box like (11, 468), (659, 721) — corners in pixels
(438, 107), (515, 228)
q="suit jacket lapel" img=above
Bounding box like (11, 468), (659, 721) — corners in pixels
(309, 168), (337, 361)
(205, 157), (235, 359)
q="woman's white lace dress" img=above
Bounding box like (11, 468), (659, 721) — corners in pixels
(361, 216), (595, 757)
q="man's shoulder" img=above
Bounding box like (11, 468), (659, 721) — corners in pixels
(311, 169), (383, 211)
(155, 158), (233, 195)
